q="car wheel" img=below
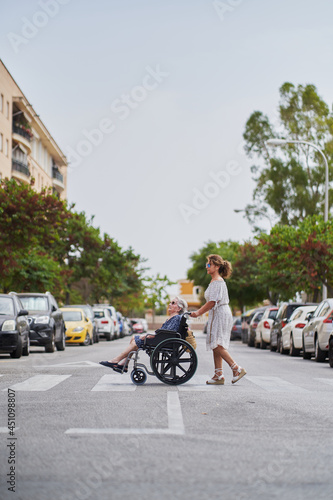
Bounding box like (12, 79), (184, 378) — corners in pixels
(22, 336), (30, 356)
(81, 333), (91, 346)
(94, 329), (99, 343)
(105, 332), (112, 341)
(260, 335), (266, 350)
(289, 334), (299, 357)
(314, 336), (326, 362)
(10, 336), (23, 358)
(279, 338), (287, 355)
(90, 333), (94, 345)
(302, 337), (311, 360)
(45, 332), (56, 353)
(329, 339), (333, 368)
(56, 325), (66, 351)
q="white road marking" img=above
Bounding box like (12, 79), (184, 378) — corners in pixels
(34, 361), (100, 368)
(3, 374), (71, 391)
(65, 391), (185, 435)
(246, 376), (309, 393)
(314, 378), (333, 387)
(91, 374), (136, 392)
(178, 374), (221, 391)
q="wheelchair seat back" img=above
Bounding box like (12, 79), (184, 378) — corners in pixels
(145, 330), (180, 347)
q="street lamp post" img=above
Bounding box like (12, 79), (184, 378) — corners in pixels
(266, 138), (329, 299)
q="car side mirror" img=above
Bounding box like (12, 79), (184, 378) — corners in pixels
(306, 312), (313, 321)
(18, 309), (29, 316)
(85, 317), (89, 322)
(52, 305), (57, 312)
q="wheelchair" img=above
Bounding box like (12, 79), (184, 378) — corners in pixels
(119, 313), (198, 386)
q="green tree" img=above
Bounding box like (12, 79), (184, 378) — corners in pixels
(243, 83), (333, 231)
(257, 216), (333, 301)
(144, 273), (176, 322)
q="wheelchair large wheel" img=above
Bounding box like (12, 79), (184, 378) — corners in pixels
(150, 338), (197, 385)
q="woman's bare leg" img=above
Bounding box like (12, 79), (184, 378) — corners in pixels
(108, 336), (138, 364)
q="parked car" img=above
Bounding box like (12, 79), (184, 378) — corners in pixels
(0, 293), (30, 358)
(254, 306), (278, 349)
(17, 292), (66, 352)
(61, 308), (93, 346)
(130, 319), (145, 334)
(122, 316), (132, 336)
(230, 317), (242, 340)
(302, 299), (333, 362)
(248, 309), (266, 347)
(93, 308), (115, 341)
(62, 304), (99, 343)
(94, 304), (120, 338)
(329, 331), (333, 368)
(241, 308), (258, 343)
(270, 302), (314, 352)
(131, 318), (148, 333)
(280, 305), (317, 356)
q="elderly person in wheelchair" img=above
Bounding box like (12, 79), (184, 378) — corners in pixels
(100, 297), (188, 372)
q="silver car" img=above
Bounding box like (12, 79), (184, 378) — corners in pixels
(302, 299), (333, 362)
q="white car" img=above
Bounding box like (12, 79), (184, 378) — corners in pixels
(93, 308), (115, 341)
(280, 305), (317, 356)
(302, 299), (333, 362)
(255, 307), (278, 349)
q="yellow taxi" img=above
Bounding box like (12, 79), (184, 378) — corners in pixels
(60, 307), (93, 346)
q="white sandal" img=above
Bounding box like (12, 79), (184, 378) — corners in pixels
(206, 368), (225, 385)
(231, 364), (247, 384)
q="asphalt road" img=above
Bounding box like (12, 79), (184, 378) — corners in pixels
(0, 330), (332, 500)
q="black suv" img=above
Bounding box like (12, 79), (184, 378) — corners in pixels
(17, 292), (65, 352)
(270, 302), (316, 352)
(0, 294), (30, 358)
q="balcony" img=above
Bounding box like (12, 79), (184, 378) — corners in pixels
(12, 123), (32, 152)
(12, 159), (31, 184)
(52, 166), (64, 191)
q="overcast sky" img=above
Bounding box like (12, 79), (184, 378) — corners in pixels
(1, 0), (333, 284)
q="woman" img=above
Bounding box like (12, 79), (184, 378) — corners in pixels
(190, 254), (246, 385)
(100, 297), (188, 373)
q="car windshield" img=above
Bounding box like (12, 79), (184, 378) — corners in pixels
(20, 296), (49, 311)
(268, 310), (278, 320)
(94, 311), (105, 318)
(0, 297), (14, 315)
(62, 311), (82, 321)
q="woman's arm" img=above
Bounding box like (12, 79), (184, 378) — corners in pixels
(190, 301), (215, 318)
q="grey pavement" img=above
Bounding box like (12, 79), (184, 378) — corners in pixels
(0, 330), (332, 500)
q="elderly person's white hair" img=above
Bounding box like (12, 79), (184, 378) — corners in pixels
(173, 296), (188, 314)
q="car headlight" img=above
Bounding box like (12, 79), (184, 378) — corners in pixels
(2, 320), (16, 331)
(35, 316), (49, 324)
(73, 327), (84, 333)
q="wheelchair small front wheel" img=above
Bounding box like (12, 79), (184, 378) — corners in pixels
(131, 368), (147, 385)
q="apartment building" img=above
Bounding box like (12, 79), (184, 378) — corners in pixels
(0, 59), (67, 198)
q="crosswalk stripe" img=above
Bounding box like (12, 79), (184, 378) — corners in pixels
(246, 376), (309, 393)
(3, 374), (71, 391)
(178, 374), (221, 391)
(314, 378), (333, 387)
(91, 374), (136, 392)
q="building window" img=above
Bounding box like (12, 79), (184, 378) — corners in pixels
(0, 94), (3, 113)
(5, 139), (8, 157)
(0, 133), (3, 152)
(6, 101), (9, 119)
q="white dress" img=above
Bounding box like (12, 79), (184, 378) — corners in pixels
(205, 279), (233, 351)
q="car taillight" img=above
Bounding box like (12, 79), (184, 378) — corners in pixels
(232, 326), (237, 331)
(101, 320), (109, 324)
(323, 312), (333, 324)
(295, 323), (305, 329)
(281, 321), (286, 328)
(114, 320), (116, 326)
(263, 321), (270, 329)
(253, 323), (258, 328)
